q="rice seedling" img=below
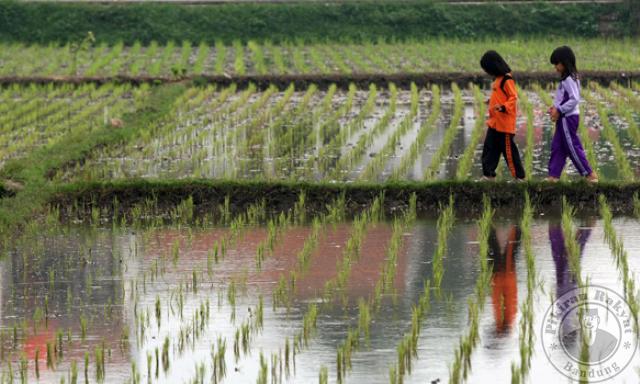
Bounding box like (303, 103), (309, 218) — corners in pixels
(561, 197), (583, 286)
(599, 194), (639, 333)
(70, 360), (78, 384)
(84, 352), (89, 384)
(449, 195), (493, 383)
(131, 360), (140, 384)
(162, 337), (170, 372)
(56, 329), (64, 359)
(95, 343), (105, 381)
(432, 195), (455, 292)
(19, 355), (26, 384)
(46, 341), (55, 370)
(330, 83), (398, 181)
(34, 348), (39, 379)
(80, 315), (87, 341)
(314, 84), (376, 176)
(510, 192), (536, 382)
(586, 89), (634, 181)
(319, 365), (328, 384)
(424, 83), (463, 180)
(455, 84), (486, 179)
(212, 337), (227, 384)
(360, 83), (419, 181)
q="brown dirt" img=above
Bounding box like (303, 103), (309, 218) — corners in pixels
(1, 71), (638, 90)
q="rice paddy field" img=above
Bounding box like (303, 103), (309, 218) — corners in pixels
(0, 5), (640, 384)
(0, 38), (638, 77)
(2, 80), (637, 183)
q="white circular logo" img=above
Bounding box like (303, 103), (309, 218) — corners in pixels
(541, 285), (638, 382)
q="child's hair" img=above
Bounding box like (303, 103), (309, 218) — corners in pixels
(550, 46), (578, 80)
(480, 50), (511, 77)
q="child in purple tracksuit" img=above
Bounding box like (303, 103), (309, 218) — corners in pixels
(547, 46), (598, 182)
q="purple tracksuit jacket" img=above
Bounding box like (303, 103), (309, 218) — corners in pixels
(548, 76), (593, 177)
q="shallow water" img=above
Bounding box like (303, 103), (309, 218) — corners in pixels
(1, 212), (639, 383)
(51, 86), (640, 183)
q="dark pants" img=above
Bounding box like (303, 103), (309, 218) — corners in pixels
(481, 127), (525, 179)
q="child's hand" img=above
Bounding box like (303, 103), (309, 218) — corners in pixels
(549, 107), (560, 122)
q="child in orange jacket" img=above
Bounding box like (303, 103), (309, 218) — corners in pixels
(480, 50), (525, 180)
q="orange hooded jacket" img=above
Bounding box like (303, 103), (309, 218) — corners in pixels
(486, 74), (518, 134)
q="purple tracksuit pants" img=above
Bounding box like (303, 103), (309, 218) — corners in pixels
(548, 114), (593, 178)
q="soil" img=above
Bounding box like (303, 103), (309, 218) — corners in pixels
(50, 179), (640, 220)
(1, 71), (638, 90)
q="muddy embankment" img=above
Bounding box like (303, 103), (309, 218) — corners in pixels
(50, 179), (640, 220)
(1, 71), (638, 90)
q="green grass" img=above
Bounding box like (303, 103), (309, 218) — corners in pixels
(2, 38), (639, 78)
(0, 1), (635, 45)
(0, 83), (187, 236)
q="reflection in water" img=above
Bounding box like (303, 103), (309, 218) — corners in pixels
(489, 225), (520, 335)
(2, 214), (639, 383)
(547, 219), (593, 364)
(548, 220), (592, 297)
(1, 230), (127, 382)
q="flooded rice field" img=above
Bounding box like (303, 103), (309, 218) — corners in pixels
(43, 82), (640, 183)
(0, 194), (638, 383)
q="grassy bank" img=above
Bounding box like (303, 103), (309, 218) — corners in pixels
(0, 1), (636, 45)
(0, 83), (187, 235)
(51, 179), (640, 217)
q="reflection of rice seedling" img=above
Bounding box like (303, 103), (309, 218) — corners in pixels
(450, 195), (493, 383)
(511, 193), (535, 382)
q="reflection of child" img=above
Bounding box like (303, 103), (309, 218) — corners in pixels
(547, 46), (598, 182)
(479, 50), (526, 180)
(490, 225), (520, 333)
